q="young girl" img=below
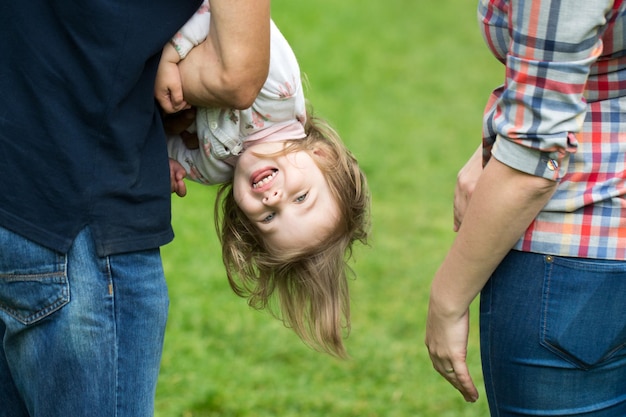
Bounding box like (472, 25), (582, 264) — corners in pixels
(156, 1), (370, 358)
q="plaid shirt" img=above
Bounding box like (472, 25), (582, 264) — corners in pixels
(479, 0), (626, 259)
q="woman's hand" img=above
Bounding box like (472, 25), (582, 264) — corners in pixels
(425, 290), (479, 402)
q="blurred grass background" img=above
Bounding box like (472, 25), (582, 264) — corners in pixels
(157, 0), (502, 415)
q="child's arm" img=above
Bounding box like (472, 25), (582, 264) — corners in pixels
(156, 0), (211, 113)
(167, 135), (234, 185)
(155, 43), (188, 113)
(178, 0), (271, 109)
(169, 158), (187, 197)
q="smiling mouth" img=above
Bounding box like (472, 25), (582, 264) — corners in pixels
(252, 169), (278, 189)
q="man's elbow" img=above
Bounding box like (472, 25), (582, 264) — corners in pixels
(221, 71), (267, 109)
(225, 85), (262, 110)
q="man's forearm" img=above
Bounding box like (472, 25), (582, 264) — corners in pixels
(179, 0), (270, 109)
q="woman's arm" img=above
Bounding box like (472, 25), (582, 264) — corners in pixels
(426, 157), (556, 402)
(426, 0), (616, 401)
(178, 0), (270, 109)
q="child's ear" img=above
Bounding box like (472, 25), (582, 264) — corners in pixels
(313, 147), (326, 158)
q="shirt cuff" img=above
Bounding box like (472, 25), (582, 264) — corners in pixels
(490, 136), (570, 181)
(172, 38), (194, 60)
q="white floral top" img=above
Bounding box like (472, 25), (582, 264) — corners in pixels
(167, 0), (307, 184)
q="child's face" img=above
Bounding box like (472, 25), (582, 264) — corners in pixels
(233, 141), (340, 252)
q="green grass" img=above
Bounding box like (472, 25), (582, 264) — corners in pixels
(157, 0), (502, 415)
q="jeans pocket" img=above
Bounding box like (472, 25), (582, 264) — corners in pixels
(0, 228), (69, 325)
(540, 255), (626, 370)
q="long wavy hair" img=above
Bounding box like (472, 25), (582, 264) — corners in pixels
(214, 112), (370, 358)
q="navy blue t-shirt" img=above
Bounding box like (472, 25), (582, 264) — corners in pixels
(0, 1), (201, 256)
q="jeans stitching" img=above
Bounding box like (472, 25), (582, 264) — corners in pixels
(482, 277), (499, 416)
(540, 255), (626, 369)
(540, 256), (552, 358)
(0, 262), (70, 325)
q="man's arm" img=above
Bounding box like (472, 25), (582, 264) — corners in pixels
(178, 0), (270, 109)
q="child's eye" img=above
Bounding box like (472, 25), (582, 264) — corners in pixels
(262, 213), (275, 223)
(295, 192), (308, 203)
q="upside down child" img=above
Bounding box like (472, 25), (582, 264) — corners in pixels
(156, 0), (370, 358)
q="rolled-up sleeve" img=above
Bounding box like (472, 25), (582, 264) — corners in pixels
(487, 0), (615, 180)
(171, 0), (210, 59)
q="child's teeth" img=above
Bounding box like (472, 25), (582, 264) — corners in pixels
(253, 171), (277, 188)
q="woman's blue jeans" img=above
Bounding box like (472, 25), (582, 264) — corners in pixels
(480, 250), (626, 416)
(0, 227), (169, 417)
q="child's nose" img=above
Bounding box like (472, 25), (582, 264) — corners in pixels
(262, 189), (283, 206)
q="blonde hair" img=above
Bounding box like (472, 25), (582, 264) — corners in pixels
(215, 113), (370, 358)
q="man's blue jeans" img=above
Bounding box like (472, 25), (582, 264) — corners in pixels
(481, 250), (626, 416)
(0, 227), (169, 417)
